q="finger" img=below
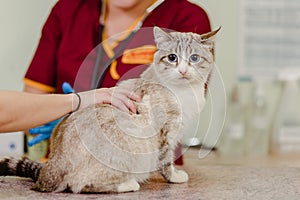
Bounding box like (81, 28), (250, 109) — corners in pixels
(29, 126), (53, 134)
(118, 96), (137, 113)
(115, 88), (142, 102)
(27, 133), (51, 147)
(62, 82), (75, 94)
(110, 92), (137, 113)
(99, 88), (138, 113)
(111, 98), (131, 113)
(127, 92), (142, 102)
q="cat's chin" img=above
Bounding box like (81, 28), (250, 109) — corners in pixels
(181, 77), (206, 86)
(161, 78), (204, 87)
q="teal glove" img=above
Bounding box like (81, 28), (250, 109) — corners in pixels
(27, 82), (74, 146)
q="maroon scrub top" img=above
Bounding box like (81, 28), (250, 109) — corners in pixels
(24, 0), (211, 93)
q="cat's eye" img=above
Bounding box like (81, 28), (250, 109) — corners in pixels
(167, 54), (178, 63)
(189, 54), (201, 63)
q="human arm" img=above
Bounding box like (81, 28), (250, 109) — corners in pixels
(0, 91), (74, 133)
(0, 87), (141, 133)
(25, 82), (76, 146)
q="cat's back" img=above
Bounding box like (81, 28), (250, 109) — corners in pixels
(50, 79), (182, 157)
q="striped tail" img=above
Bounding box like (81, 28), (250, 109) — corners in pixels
(0, 156), (43, 182)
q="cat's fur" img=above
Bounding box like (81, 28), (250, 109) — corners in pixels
(0, 27), (219, 193)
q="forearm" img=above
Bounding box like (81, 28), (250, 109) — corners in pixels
(0, 91), (73, 133)
(0, 87), (140, 133)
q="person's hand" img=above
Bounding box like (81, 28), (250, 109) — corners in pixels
(27, 118), (61, 146)
(27, 82), (74, 147)
(79, 87), (142, 113)
(62, 82), (75, 94)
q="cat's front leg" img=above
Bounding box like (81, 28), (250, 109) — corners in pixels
(161, 163), (189, 183)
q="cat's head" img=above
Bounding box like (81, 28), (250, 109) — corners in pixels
(151, 26), (220, 86)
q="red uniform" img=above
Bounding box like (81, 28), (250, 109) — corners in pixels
(24, 0), (211, 93)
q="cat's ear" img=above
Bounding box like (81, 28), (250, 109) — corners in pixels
(200, 27), (221, 41)
(153, 26), (172, 48)
(197, 27), (221, 49)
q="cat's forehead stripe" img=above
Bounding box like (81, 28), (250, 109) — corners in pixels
(168, 32), (210, 50)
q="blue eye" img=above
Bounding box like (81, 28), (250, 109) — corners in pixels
(189, 54), (201, 63)
(167, 54), (178, 63)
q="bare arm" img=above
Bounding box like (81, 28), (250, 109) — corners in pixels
(0, 88), (140, 133)
(0, 91), (73, 132)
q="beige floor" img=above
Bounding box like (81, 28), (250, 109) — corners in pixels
(0, 149), (299, 200)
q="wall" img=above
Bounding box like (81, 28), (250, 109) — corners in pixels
(193, 0), (239, 90)
(0, 0), (57, 90)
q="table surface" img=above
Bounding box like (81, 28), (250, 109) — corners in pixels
(0, 149), (299, 200)
(186, 147), (300, 167)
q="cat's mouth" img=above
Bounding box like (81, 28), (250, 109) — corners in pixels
(180, 75), (190, 80)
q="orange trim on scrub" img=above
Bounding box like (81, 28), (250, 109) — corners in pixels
(122, 45), (156, 64)
(102, 16), (144, 80)
(23, 78), (56, 93)
(102, 32), (120, 80)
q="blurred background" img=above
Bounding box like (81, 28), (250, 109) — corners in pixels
(0, 0), (299, 158)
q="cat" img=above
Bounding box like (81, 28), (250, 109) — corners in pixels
(0, 26), (219, 193)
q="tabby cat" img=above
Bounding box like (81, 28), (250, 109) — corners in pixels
(0, 26), (219, 193)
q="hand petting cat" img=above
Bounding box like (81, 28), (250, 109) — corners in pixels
(78, 87), (142, 114)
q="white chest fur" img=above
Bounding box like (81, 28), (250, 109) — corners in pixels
(168, 83), (206, 136)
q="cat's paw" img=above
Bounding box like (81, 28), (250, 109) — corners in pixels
(117, 179), (140, 193)
(169, 169), (189, 183)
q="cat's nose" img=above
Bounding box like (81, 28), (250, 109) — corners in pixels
(179, 70), (187, 76)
